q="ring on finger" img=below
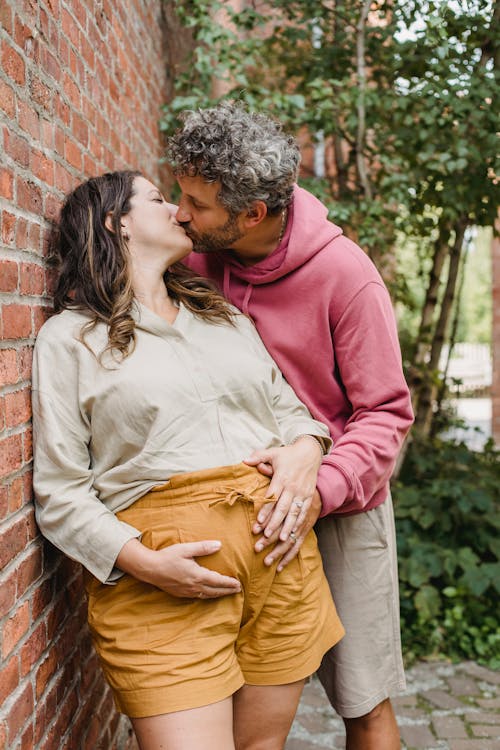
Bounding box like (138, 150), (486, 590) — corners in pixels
(197, 591), (204, 598)
(289, 531), (297, 543)
(293, 500), (304, 509)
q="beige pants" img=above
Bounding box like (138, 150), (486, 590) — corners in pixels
(316, 495), (406, 718)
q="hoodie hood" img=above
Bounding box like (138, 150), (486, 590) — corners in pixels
(219, 185), (343, 286)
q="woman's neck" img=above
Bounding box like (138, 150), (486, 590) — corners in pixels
(131, 261), (179, 323)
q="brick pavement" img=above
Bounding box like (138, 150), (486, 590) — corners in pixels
(286, 661), (500, 750)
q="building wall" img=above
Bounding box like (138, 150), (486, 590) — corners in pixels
(0, 1), (172, 747)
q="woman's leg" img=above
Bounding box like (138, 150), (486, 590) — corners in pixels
(131, 697), (235, 750)
(233, 680), (305, 750)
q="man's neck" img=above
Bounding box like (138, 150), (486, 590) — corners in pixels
(230, 210), (287, 267)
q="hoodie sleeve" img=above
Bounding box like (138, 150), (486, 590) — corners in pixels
(316, 281), (414, 516)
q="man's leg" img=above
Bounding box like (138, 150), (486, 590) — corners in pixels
(315, 495), (405, 750)
(344, 698), (400, 750)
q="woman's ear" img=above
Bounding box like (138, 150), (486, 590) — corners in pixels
(105, 212), (129, 240)
(104, 212), (115, 234)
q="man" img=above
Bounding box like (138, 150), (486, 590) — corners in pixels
(167, 103), (414, 750)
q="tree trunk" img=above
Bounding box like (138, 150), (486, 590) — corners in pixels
(355, 0), (372, 202)
(413, 218), (468, 437)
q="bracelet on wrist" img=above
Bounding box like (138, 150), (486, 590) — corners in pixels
(289, 433), (326, 456)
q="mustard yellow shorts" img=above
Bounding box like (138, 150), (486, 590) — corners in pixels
(86, 464), (344, 718)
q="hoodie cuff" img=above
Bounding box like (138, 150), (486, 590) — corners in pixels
(316, 468), (350, 517)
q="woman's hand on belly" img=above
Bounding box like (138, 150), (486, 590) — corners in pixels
(115, 538), (242, 599)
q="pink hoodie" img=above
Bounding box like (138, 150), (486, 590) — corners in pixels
(184, 185), (414, 516)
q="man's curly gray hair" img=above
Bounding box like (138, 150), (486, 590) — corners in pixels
(167, 103), (300, 217)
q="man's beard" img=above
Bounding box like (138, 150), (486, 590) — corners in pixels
(181, 214), (243, 254)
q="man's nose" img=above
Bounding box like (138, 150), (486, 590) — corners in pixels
(175, 198), (192, 223)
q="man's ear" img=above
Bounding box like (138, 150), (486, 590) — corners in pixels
(244, 200), (267, 229)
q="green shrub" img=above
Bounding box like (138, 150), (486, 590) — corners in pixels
(393, 435), (500, 667)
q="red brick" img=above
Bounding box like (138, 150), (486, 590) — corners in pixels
(2, 304), (32, 339)
(39, 43), (61, 82)
(65, 139), (82, 170)
(4, 130), (30, 168)
(20, 722), (34, 750)
(20, 619), (47, 677)
(30, 76), (53, 114)
(0, 259), (18, 292)
(0, 433), (23, 477)
(33, 305), (50, 335)
(5, 388), (31, 428)
(17, 546), (43, 600)
(16, 217), (28, 249)
(0, 3), (13, 35)
(0, 78), (15, 119)
(31, 579), (53, 622)
(1, 40), (26, 86)
(17, 99), (40, 141)
(28, 221), (41, 253)
(16, 178), (43, 214)
(20, 262), (46, 295)
(36, 648), (58, 699)
(1, 210), (16, 245)
(23, 426), (33, 464)
(0, 349), (18, 388)
(18, 346), (33, 381)
(6, 682), (34, 743)
(0, 655), (20, 707)
(0, 166), (14, 200)
(44, 193), (61, 222)
(2, 600), (30, 658)
(61, 8), (80, 48)
(0, 568), (16, 618)
(8, 476), (24, 513)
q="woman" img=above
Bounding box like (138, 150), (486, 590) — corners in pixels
(32, 171), (344, 750)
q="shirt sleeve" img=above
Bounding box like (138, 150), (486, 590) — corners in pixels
(32, 328), (141, 583)
(316, 281), (414, 515)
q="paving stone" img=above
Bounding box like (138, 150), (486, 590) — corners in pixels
(459, 663), (500, 685)
(432, 715), (468, 739)
(471, 724), (500, 737)
(477, 698), (500, 709)
(464, 711), (500, 725)
(393, 694), (419, 707)
(449, 741), (500, 750)
(424, 689), (467, 710)
(400, 724), (437, 748)
(398, 707), (434, 721)
(447, 675), (482, 697)
(297, 713), (338, 734)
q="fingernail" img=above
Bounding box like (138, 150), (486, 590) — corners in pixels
(254, 524), (261, 532)
(277, 565), (283, 572)
(255, 542), (263, 552)
(264, 528), (273, 538)
(264, 556), (273, 566)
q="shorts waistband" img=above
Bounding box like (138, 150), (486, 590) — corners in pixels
(131, 463), (270, 509)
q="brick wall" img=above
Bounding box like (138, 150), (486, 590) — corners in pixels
(0, 1), (173, 747)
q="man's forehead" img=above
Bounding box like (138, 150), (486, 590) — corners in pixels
(177, 175), (220, 201)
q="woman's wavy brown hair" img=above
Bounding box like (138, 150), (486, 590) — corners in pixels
(51, 170), (235, 361)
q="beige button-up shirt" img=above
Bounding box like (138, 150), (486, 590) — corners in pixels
(32, 302), (331, 582)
